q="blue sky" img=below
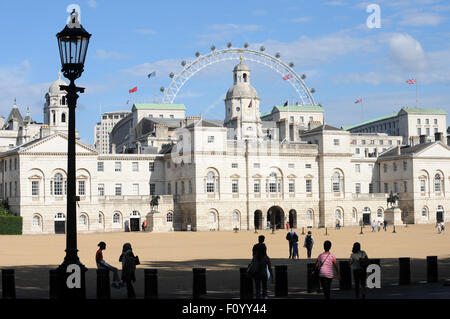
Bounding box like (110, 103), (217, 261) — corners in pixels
(1, 0), (450, 144)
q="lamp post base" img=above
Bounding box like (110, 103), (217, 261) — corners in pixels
(56, 255), (88, 299)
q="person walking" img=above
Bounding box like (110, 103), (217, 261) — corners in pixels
(349, 242), (368, 299)
(437, 222), (442, 234)
(285, 228), (298, 259)
(303, 231), (314, 259)
(249, 244), (274, 299)
(142, 219), (147, 232)
(441, 222), (445, 232)
(252, 235), (266, 257)
(377, 221), (381, 232)
(119, 243), (140, 298)
(371, 220), (376, 232)
(383, 220), (388, 231)
(96, 241), (123, 288)
(313, 240), (339, 300)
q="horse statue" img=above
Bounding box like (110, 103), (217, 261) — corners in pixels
(387, 191), (399, 208)
(150, 195), (160, 211)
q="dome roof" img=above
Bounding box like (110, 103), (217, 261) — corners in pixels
(233, 62), (250, 72)
(49, 72), (68, 95)
(226, 83), (259, 100)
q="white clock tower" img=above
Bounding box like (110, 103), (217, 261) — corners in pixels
(224, 59), (262, 140)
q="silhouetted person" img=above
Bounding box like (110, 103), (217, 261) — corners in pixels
(251, 244), (273, 299)
(303, 231), (314, 259)
(286, 228), (298, 259)
(119, 243), (139, 298)
(96, 241), (122, 288)
(253, 235), (266, 257)
(349, 242), (368, 299)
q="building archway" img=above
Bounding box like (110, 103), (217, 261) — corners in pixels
(437, 205), (444, 223)
(208, 210), (219, 231)
(254, 210), (263, 230)
(267, 206), (285, 229)
(288, 209), (297, 229)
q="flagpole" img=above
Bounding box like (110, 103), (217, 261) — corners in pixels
(416, 79), (418, 108)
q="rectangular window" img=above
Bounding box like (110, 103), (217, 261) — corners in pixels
(132, 162), (139, 172)
(355, 148), (360, 155)
(189, 181), (193, 194)
(132, 183), (139, 195)
(98, 184), (104, 196)
(305, 164), (312, 169)
(208, 136), (214, 143)
(403, 181), (407, 193)
(426, 128), (430, 136)
(306, 180), (312, 193)
(97, 162), (104, 172)
(78, 181), (85, 196)
(417, 119), (421, 124)
(149, 162), (155, 172)
(393, 163), (397, 171)
(32, 181), (39, 196)
(420, 180), (426, 192)
(115, 162), (121, 172)
(167, 183), (171, 195)
(288, 163), (295, 169)
(355, 183), (361, 194)
(150, 183), (155, 195)
(434, 119), (438, 124)
(254, 180), (261, 193)
(231, 163), (238, 168)
(167, 162), (171, 169)
(379, 140), (384, 145)
(362, 140), (366, 145)
(394, 182), (398, 193)
(403, 161), (407, 171)
(369, 183), (373, 194)
(384, 183), (388, 193)
(417, 128), (421, 135)
(253, 163), (260, 168)
(289, 180), (295, 193)
(333, 139), (340, 146)
(389, 140), (393, 145)
(426, 118), (429, 124)
(115, 184), (122, 196)
(181, 181), (185, 194)
(355, 164), (360, 173)
(232, 180), (239, 193)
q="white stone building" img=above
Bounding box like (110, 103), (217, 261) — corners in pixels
(94, 110), (131, 154)
(1, 62), (450, 234)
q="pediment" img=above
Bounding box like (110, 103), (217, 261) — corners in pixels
(415, 142), (450, 158)
(19, 133), (97, 155)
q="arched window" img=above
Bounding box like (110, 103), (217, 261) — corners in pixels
(335, 209), (342, 220)
(53, 112), (56, 124)
(98, 213), (103, 225)
(435, 174), (442, 192)
(79, 214), (87, 226)
(232, 211), (239, 221)
(113, 213), (121, 224)
(166, 212), (173, 222)
(306, 210), (313, 220)
(62, 96), (66, 105)
(61, 113), (66, 123)
(332, 172), (342, 192)
(269, 172), (277, 193)
(206, 171), (216, 193)
(209, 211), (216, 223)
(243, 73), (247, 82)
(54, 173), (63, 195)
(377, 209), (383, 218)
(422, 207), (428, 219)
(33, 215), (41, 226)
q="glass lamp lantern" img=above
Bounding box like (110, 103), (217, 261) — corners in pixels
(56, 9), (91, 80)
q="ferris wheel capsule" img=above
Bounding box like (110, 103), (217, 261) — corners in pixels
(310, 88), (316, 93)
(301, 74), (306, 79)
(260, 46), (265, 52)
(211, 45), (216, 51)
(160, 86), (165, 92)
(289, 62), (294, 68)
(181, 60), (186, 67)
(169, 72), (174, 78)
(195, 51), (200, 57)
(275, 52), (281, 58)
(227, 42), (232, 48)
(244, 42), (249, 48)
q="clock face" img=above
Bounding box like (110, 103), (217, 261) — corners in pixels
(236, 107), (241, 112)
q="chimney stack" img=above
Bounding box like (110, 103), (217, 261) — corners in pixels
(434, 132), (444, 143)
(419, 134), (427, 144)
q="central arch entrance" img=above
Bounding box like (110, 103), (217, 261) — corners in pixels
(288, 209), (297, 229)
(254, 210), (263, 230)
(267, 206), (285, 230)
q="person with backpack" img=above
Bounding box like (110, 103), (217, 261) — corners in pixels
(349, 242), (368, 299)
(119, 242), (140, 298)
(313, 240), (339, 300)
(303, 231), (314, 259)
(248, 244), (274, 299)
(383, 220), (388, 231)
(286, 228), (298, 259)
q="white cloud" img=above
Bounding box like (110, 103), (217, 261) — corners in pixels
(387, 33), (428, 72)
(0, 61), (50, 117)
(324, 1), (348, 6)
(196, 24), (263, 45)
(87, 0), (97, 8)
(134, 29), (157, 35)
(290, 17), (313, 23)
(121, 59), (181, 77)
(398, 12), (445, 26)
(95, 49), (130, 60)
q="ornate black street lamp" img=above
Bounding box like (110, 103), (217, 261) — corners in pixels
(56, 9), (91, 299)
